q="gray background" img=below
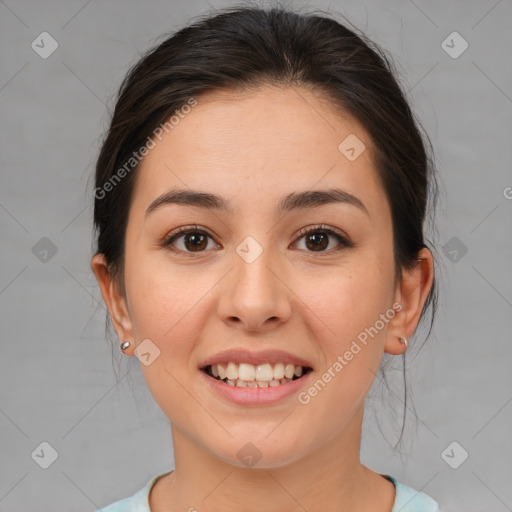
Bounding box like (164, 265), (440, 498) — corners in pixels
(1, 0), (511, 510)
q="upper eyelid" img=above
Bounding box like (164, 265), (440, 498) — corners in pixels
(296, 224), (347, 238)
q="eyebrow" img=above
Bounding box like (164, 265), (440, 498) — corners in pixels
(145, 187), (370, 218)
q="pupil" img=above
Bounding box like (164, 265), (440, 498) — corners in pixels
(307, 233), (327, 251)
(186, 233), (206, 251)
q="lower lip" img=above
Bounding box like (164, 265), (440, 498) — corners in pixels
(199, 369), (313, 406)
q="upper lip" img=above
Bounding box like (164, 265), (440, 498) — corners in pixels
(199, 348), (313, 369)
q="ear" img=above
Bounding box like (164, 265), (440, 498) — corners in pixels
(91, 253), (134, 355)
(385, 247), (435, 355)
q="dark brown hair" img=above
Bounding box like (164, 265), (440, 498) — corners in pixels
(92, 3), (439, 450)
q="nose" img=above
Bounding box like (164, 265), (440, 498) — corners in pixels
(217, 246), (292, 334)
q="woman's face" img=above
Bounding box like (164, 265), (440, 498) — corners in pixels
(97, 85), (411, 468)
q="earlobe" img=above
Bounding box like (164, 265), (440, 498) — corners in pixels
(384, 247), (434, 355)
(90, 253), (134, 350)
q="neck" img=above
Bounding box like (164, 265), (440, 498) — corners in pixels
(151, 405), (395, 512)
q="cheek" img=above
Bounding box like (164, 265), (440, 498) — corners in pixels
(296, 268), (391, 424)
(300, 255), (394, 388)
(313, 263), (392, 338)
(123, 254), (210, 421)
(123, 250), (206, 356)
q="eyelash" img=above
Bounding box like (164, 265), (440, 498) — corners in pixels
(161, 224), (353, 256)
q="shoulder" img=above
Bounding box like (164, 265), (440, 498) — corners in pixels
(95, 494), (140, 512)
(92, 472), (171, 512)
(94, 471), (440, 512)
(385, 475), (441, 512)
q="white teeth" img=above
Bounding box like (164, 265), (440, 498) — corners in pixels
(273, 362), (285, 380)
(208, 361), (308, 387)
(226, 362), (238, 380)
(255, 363), (273, 381)
(284, 364), (295, 379)
(238, 363), (256, 381)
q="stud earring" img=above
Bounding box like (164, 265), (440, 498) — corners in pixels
(120, 341), (131, 351)
(399, 337), (408, 348)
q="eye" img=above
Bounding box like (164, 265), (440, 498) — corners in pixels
(293, 225), (353, 253)
(161, 224), (353, 256)
(161, 225), (219, 255)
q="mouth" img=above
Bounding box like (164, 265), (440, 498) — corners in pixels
(201, 362), (313, 388)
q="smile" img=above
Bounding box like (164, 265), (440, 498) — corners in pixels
(203, 362), (312, 387)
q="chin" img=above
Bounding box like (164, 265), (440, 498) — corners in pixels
(210, 436), (308, 470)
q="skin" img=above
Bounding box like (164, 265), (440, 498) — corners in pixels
(92, 85), (434, 512)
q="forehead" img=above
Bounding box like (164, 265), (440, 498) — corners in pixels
(132, 85), (387, 221)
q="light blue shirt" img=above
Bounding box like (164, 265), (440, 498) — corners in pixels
(95, 472), (440, 511)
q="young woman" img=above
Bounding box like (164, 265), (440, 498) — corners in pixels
(91, 5), (440, 511)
